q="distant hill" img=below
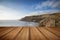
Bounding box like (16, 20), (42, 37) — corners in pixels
(20, 12), (60, 27)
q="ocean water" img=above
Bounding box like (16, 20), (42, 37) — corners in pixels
(0, 20), (39, 27)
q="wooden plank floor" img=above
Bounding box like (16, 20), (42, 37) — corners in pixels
(0, 27), (60, 40)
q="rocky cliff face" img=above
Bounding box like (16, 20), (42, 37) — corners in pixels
(20, 13), (60, 27)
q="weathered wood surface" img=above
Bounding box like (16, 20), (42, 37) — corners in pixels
(0, 27), (60, 40)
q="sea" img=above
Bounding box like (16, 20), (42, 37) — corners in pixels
(0, 20), (39, 27)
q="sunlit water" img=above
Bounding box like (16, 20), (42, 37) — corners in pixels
(0, 20), (39, 27)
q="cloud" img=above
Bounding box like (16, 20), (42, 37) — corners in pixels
(34, 0), (60, 10)
(0, 5), (24, 20)
(27, 10), (60, 16)
(29, 0), (60, 16)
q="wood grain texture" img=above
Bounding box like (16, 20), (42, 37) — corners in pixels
(0, 27), (60, 40)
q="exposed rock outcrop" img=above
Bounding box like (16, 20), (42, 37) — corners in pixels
(20, 12), (60, 27)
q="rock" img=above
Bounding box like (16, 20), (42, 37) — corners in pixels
(20, 12), (60, 27)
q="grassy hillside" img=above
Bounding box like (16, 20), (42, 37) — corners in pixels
(20, 12), (60, 27)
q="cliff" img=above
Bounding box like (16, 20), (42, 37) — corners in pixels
(20, 12), (60, 27)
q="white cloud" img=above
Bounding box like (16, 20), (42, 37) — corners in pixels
(29, 0), (60, 16)
(52, 1), (60, 8)
(35, 0), (60, 9)
(0, 5), (24, 20)
(27, 10), (60, 16)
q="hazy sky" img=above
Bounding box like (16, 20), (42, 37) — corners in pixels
(0, 0), (60, 20)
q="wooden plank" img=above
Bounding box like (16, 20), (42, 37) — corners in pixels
(15, 27), (29, 40)
(0, 27), (8, 29)
(37, 27), (60, 40)
(51, 27), (60, 32)
(0, 28), (11, 32)
(0, 27), (60, 40)
(0, 27), (11, 30)
(30, 27), (47, 40)
(45, 27), (60, 37)
(0, 27), (22, 40)
(0, 28), (14, 37)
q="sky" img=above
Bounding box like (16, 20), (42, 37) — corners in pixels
(0, 0), (60, 20)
